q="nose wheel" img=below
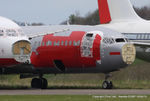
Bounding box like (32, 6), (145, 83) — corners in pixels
(102, 74), (113, 89)
(102, 81), (113, 89)
(31, 77), (48, 89)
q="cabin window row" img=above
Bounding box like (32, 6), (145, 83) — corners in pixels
(0, 29), (24, 36)
(34, 40), (80, 47)
(123, 33), (150, 40)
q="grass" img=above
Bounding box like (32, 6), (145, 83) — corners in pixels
(0, 58), (150, 89)
(0, 95), (149, 101)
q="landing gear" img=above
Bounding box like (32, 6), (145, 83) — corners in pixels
(102, 81), (113, 89)
(102, 74), (113, 89)
(31, 77), (48, 89)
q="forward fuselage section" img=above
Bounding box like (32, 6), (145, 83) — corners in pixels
(28, 26), (133, 73)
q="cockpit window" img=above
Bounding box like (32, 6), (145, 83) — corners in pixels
(18, 29), (24, 35)
(6, 29), (17, 36)
(115, 38), (125, 42)
(0, 28), (24, 37)
(103, 37), (115, 44)
(86, 33), (93, 37)
(0, 30), (4, 36)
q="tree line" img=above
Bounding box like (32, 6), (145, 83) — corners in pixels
(61, 6), (150, 25)
(16, 6), (150, 26)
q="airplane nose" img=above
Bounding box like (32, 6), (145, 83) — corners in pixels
(122, 43), (136, 64)
(12, 40), (31, 63)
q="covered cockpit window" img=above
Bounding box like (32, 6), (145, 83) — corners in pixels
(17, 29), (24, 36)
(0, 30), (4, 36)
(103, 37), (115, 44)
(4, 29), (24, 36)
(6, 29), (17, 36)
(115, 38), (125, 42)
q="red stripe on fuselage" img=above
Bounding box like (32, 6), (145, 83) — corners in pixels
(110, 52), (120, 55)
(0, 58), (19, 67)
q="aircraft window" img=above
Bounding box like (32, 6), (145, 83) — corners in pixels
(54, 41), (60, 46)
(136, 34), (140, 39)
(86, 33), (93, 37)
(146, 34), (148, 39)
(49, 41), (52, 46)
(61, 41), (64, 46)
(140, 34), (143, 39)
(69, 41), (72, 46)
(73, 41), (80, 46)
(143, 34), (146, 39)
(103, 38), (115, 44)
(65, 41), (68, 46)
(0, 30), (4, 36)
(146, 34), (150, 40)
(42, 42), (45, 46)
(148, 35), (150, 39)
(115, 38), (125, 42)
(46, 41), (49, 46)
(6, 29), (17, 36)
(46, 41), (52, 46)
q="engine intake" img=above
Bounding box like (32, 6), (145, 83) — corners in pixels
(12, 40), (31, 63)
(122, 44), (136, 64)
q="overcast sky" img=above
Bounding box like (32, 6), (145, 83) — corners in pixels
(0, 0), (149, 25)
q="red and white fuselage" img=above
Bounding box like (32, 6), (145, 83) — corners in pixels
(23, 25), (136, 73)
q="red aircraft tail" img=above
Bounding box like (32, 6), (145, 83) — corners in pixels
(97, 0), (111, 24)
(97, 0), (141, 24)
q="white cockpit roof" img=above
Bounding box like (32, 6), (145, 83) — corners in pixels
(0, 16), (20, 29)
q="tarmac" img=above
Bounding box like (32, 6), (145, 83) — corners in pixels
(0, 89), (150, 95)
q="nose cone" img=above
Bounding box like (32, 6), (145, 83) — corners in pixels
(122, 44), (136, 64)
(12, 40), (31, 63)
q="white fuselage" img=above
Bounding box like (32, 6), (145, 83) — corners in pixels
(0, 16), (31, 67)
(0, 36), (28, 59)
(99, 19), (150, 33)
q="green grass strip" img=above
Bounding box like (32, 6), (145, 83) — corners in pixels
(0, 95), (149, 101)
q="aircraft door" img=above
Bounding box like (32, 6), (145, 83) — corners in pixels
(80, 33), (95, 58)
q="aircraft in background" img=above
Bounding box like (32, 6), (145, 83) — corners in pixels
(18, 25), (135, 89)
(0, 16), (31, 67)
(98, 0), (150, 62)
(0, 16), (57, 68)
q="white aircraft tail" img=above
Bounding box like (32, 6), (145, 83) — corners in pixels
(97, 0), (141, 24)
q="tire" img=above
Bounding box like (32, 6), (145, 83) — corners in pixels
(41, 78), (48, 89)
(31, 78), (42, 89)
(102, 81), (109, 89)
(102, 81), (113, 89)
(108, 81), (113, 89)
(31, 78), (39, 88)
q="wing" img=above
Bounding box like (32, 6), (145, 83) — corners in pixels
(132, 42), (150, 47)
